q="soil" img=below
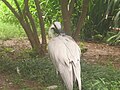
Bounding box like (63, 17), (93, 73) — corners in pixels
(0, 74), (19, 90)
(82, 42), (120, 68)
(0, 39), (120, 90)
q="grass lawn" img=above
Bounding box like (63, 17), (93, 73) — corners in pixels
(0, 56), (120, 90)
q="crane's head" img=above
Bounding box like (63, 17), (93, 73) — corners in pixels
(48, 22), (65, 38)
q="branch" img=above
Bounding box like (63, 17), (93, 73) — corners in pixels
(23, 0), (33, 34)
(2, 0), (42, 54)
(1, 0), (28, 33)
(60, 0), (71, 35)
(34, 0), (46, 45)
(24, 0), (29, 11)
(73, 0), (89, 41)
(2, 0), (34, 39)
(60, 0), (69, 17)
(69, 0), (75, 17)
(24, 0), (38, 36)
(14, 0), (23, 17)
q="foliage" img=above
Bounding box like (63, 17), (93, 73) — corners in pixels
(0, 0), (23, 24)
(40, 0), (62, 28)
(0, 57), (120, 90)
(0, 0), (61, 30)
(81, 0), (120, 44)
(0, 21), (25, 40)
(1, 0), (48, 55)
(82, 0), (108, 40)
(72, 0), (83, 31)
(107, 31), (120, 45)
(105, 0), (120, 28)
(105, 0), (120, 45)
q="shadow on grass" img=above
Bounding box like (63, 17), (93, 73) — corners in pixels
(0, 57), (120, 90)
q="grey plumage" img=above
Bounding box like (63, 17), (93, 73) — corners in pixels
(48, 22), (81, 90)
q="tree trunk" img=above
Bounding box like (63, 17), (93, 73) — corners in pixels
(24, 0), (44, 55)
(73, 0), (89, 41)
(60, 0), (75, 36)
(34, 0), (47, 53)
(60, 0), (71, 35)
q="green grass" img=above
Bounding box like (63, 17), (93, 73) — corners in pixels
(0, 21), (26, 40)
(0, 56), (120, 90)
(81, 61), (120, 90)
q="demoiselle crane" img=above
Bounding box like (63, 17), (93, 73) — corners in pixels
(48, 22), (81, 90)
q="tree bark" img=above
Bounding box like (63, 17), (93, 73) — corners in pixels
(73, 0), (89, 41)
(60, 0), (71, 35)
(34, 0), (47, 53)
(24, 0), (43, 55)
(60, 0), (75, 36)
(69, 0), (75, 16)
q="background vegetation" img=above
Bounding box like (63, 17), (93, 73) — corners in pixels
(0, 0), (119, 45)
(0, 0), (120, 90)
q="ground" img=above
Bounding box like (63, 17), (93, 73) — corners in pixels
(83, 42), (120, 68)
(0, 39), (120, 90)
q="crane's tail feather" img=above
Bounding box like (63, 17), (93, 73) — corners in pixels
(72, 63), (81, 90)
(59, 64), (73, 90)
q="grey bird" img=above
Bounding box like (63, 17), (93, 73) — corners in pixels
(48, 22), (81, 90)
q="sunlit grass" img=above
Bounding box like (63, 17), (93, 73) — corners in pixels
(0, 21), (26, 40)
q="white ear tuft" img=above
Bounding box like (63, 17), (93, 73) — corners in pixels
(54, 22), (61, 30)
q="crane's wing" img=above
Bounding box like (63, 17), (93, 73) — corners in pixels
(60, 35), (81, 90)
(48, 35), (81, 90)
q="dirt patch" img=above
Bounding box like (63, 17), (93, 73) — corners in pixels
(0, 38), (31, 50)
(83, 42), (120, 68)
(0, 74), (19, 90)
